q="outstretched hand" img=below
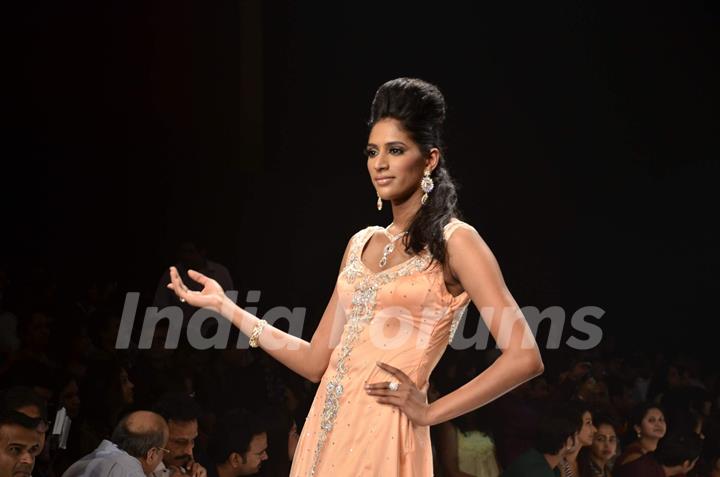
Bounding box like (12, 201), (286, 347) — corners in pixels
(166, 266), (226, 313)
(365, 361), (432, 426)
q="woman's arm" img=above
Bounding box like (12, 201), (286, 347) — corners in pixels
(426, 226), (544, 425)
(171, 238), (353, 383)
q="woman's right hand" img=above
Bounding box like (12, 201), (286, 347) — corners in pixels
(166, 266), (226, 314)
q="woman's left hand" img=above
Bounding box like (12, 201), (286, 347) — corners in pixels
(365, 361), (432, 426)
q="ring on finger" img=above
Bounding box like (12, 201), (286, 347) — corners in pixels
(388, 381), (399, 392)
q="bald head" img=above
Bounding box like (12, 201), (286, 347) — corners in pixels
(125, 411), (168, 436)
(111, 411), (168, 459)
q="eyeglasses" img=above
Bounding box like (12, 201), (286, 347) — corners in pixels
(155, 447), (171, 454)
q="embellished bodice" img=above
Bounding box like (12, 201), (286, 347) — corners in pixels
(298, 219), (474, 476)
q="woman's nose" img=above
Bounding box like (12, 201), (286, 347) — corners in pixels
(373, 154), (389, 169)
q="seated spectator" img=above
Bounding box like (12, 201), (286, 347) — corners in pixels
(256, 406), (298, 477)
(559, 401), (596, 477)
(614, 431), (703, 477)
(62, 411), (169, 477)
(0, 408), (44, 477)
(151, 392), (207, 477)
(501, 405), (582, 477)
(7, 311), (54, 370)
(0, 386), (48, 450)
(0, 386), (50, 477)
(615, 402), (667, 467)
(578, 414), (619, 477)
(51, 374), (84, 477)
(205, 409), (267, 477)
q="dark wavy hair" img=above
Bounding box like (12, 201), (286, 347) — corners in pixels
(368, 77), (462, 266)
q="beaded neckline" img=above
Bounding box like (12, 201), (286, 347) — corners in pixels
(356, 226), (430, 276)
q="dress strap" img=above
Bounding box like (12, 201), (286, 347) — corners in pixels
(350, 226), (382, 261)
(443, 218), (476, 241)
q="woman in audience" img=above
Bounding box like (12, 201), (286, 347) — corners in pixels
(578, 415), (619, 477)
(559, 401), (597, 477)
(614, 402), (666, 467)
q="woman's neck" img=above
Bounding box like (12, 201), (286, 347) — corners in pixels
(640, 436), (660, 452)
(565, 446), (581, 464)
(389, 189), (423, 232)
(589, 454), (607, 472)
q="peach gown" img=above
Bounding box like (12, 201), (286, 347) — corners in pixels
(289, 219), (475, 477)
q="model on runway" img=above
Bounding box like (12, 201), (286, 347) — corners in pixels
(168, 77), (544, 476)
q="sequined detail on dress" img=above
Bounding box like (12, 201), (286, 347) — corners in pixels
(308, 227), (432, 476)
(449, 303), (469, 342)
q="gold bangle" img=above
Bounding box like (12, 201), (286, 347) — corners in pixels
(249, 319), (267, 348)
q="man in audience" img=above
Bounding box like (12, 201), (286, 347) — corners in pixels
(151, 393), (206, 477)
(62, 411), (169, 477)
(614, 431), (703, 477)
(501, 405), (582, 477)
(0, 408), (43, 477)
(0, 387), (48, 452)
(205, 409), (267, 477)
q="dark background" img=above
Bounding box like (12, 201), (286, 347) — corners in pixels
(4, 1), (719, 358)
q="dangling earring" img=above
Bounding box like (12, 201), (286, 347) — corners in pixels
(420, 169), (434, 205)
(376, 192), (382, 211)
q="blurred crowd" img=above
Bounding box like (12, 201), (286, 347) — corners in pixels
(1, 254), (719, 477)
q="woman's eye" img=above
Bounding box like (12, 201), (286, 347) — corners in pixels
(389, 147), (404, 155)
(365, 149), (378, 158)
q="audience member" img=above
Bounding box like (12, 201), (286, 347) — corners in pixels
(614, 431), (702, 477)
(501, 405), (581, 477)
(205, 409), (267, 477)
(151, 392), (207, 477)
(615, 402), (667, 467)
(62, 411), (169, 477)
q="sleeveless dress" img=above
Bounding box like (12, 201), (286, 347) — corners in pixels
(289, 219), (475, 477)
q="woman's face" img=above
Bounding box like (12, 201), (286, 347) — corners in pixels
(119, 368), (134, 404)
(637, 408), (666, 439)
(366, 118), (435, 204)
(590, 423), (618, 463)
(578, 411), (597, 447)
(60, 379), (81, 419)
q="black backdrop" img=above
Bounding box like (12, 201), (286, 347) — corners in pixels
(4, 1), (719, 357)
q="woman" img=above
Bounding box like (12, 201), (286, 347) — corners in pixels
(559, 401), (596, 477)
(578, 415), (619, 477)
(614, 402), (666, 468)
(168, 77), (544, 476)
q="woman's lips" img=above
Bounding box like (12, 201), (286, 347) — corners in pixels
(376, 177), (394, 186)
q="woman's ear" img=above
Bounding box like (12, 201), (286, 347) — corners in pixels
(426, 148), (440, 172)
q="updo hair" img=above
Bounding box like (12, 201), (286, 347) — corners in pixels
(368, 77), (461, 266)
